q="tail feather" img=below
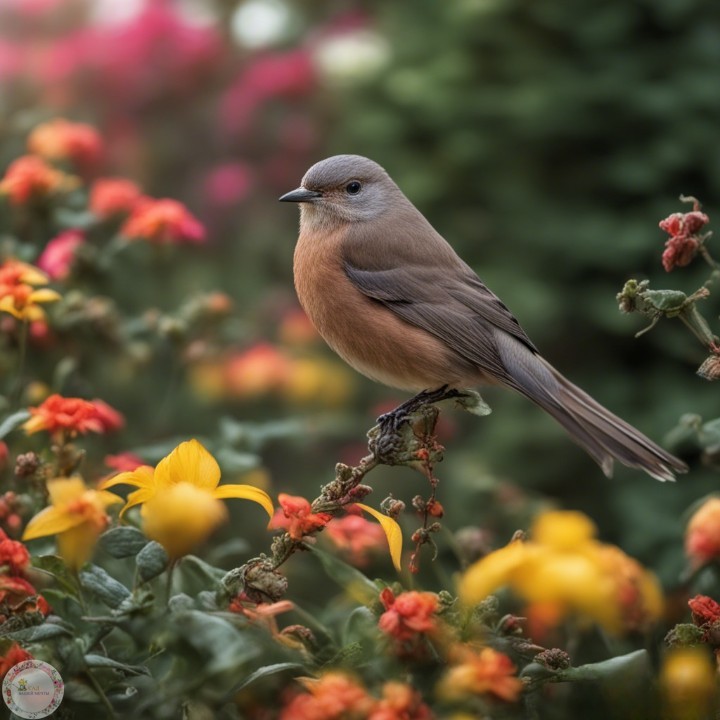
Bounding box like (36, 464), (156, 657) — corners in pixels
(495, 334), (688, 481)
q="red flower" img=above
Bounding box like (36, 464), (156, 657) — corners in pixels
(23, 394), (123, 438)
(325, 513), (387, 566)
(89, 178), (143, 218)
(121, 198), (206, 244)
(104, 452), (145, 473)
(269, 494), (331, 541)
(0, 575), (36, 605)
(224, 343), (292, 398)
(688, 595), (720, 626)
(378, 589), (439, 641)
(37, 229), (85, 281)
(0, 155), (77, 205)
(27, 118), (103, 169)
(659, 208), (709, 272)
(0, 529), (29, 575)
(0, 643), (32, 680)
(203, 163), (252, 207)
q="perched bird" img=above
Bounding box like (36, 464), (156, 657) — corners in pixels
(280, 155), (687, 482)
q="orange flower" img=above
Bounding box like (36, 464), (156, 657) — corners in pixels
(686, 497), (720, 566)
(224, 343), (292, 398)
(0, 643), (32, 680)
(0, 529), (30, 575)
(0, 155), (78, 205)
(437, 646), (523, 703)
(378, 589), (439, 641)
(280, 672), (375, 720)
(269, 494), (331, 541)
(23, 394), (124, 438)
(89, 178), (143, 218)
(229, 597), (294, 636)
(278, 308), (319, 346)
(369, 682), (433, 720)
(121, 198), (206, 244)
(0, 259), (60, 322)
(325, 513), (387, 567)
(27, 118), (103, 169)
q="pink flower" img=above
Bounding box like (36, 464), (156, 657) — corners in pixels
(203, 163), (252, 207)
(659, 206), (710, 272)
(325, 512), (387, 566)
(378, 589), (439, 642)
(104, 452), (145, 473)
(221, 50), (315, 135)
(121, 198), (206, 245)
(37, 230), (84, 281)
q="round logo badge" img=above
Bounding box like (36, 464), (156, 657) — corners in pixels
(2, 659), (64, 719)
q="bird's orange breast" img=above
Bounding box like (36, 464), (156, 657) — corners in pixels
(293, 228), (475, 391)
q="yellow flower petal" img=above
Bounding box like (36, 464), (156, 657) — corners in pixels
(28, 288), (61, 304)
(154, 439), (220, 491)
(57, 522), (98, 571)
(22, 414), (46, 434)
(119, 487), (155, 518)
(99, 466), (155, 491)
(47, 477), (86, 506)
(96, 491), (123, 509)
(18, 263), (50, 285)
(213, 484), (274, 518)
(355, 502), (403, 572)
(23, 506), (84, 540)
(0, 296), (22, 319)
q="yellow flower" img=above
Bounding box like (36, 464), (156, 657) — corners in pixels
(22, 477), (122, 571)
(458, 510), (663, 635)
(0, 259), (60, 321)
(659, 647), (717, 720)
(100, 439), (273, 558)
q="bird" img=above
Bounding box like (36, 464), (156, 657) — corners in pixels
(279, 154), (687, 482)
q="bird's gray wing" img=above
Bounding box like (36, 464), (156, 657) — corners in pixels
(343, 252), (538, 385)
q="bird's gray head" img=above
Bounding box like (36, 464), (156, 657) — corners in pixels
(279, 155), (401, 225)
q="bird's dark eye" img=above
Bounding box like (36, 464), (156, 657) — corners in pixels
(345, 181), (362, 195)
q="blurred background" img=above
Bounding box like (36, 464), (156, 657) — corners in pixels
(2, 0), (720, 599)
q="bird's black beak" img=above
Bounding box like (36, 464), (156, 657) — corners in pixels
(279, 187), (322, 203)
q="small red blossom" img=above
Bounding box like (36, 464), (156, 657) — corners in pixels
(688, 595), (720, 626)
(659, 205), (710, 272)
(0, 529), (30, 574)
(378, 589), (439, 642)
(0, 155), (77, 205)
(104, 452), (145, 473)
(27, 118), (103, 169)
(121, 198), (206, 245)
(23, 394), (123, 438)
(89, 178), (143, 218)
(325, 513), (387, 566)
(269, 494), (332, 541)
(37, 229), (85, 281)
(224, 343), (292, 398)
(0, 575), (36, 605)
(203, 162), (251, 207)
(0, 643), (32, 680)
(0, 441), (7, 471)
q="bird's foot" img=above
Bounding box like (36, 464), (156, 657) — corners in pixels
(371, 385), (467, 463)
(377, 385), (466, 434)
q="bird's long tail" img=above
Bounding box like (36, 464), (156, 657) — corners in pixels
(496, 336), (688, 481)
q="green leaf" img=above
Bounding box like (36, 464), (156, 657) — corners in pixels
(214, 447), (261, 473)
(231, 662), (306, 695)
(0, 409), (30, 439)
(342, 606), (377, 646)
(7, 622), (72, 642)
(309, 546), (379, 605)
(99, 526), (149, 558)
(80, 564), (132, 609)
(136, 541), (169, 583)
(174, 555), (226, 596)
(84, 654), (150, 676)
(32, 555), (80, 598)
